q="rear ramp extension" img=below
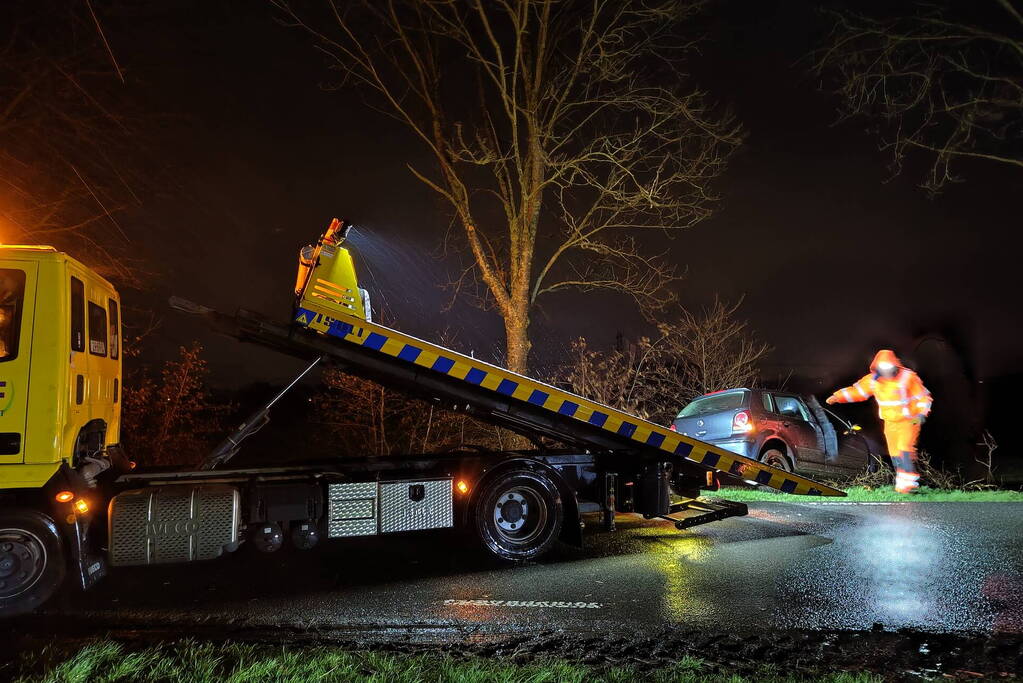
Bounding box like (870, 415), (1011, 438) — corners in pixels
(177, 220), (843, 497)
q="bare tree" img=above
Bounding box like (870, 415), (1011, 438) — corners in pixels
(311, 326), (513, 455)
(274, 0), (742, 372)
(1, 0), (151, 283)
(562, 336), (650, 417)
(311, 367), (511, 456)
(975, 429), (999, 484)
(649, 298), (771, 411)
(563, 298), (770, 423)
(121, 343), (234, 466)
(813, 1), (1023, 193)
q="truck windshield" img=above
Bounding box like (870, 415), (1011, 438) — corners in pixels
(676, 390), (747, 418)
(0, 269), (26, 362)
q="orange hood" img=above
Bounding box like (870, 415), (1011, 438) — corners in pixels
(870, 349), (902, 375)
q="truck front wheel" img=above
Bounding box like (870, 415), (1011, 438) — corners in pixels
(475, 469), (563, 562)
(0, 510), (66, 617)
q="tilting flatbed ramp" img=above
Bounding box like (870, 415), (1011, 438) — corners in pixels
(177, 296), (843, 498)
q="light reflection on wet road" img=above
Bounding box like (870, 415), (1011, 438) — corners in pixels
(23, 502), (1023, 637)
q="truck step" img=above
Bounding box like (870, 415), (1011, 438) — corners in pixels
(657, 497), (748, 530)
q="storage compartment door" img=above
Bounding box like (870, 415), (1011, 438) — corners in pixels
(379, 479), (453, 533)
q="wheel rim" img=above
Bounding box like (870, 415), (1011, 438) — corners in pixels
(492, 487), (547, 545)
(765, 453), (788, 471)
(0, 528), (47, 599)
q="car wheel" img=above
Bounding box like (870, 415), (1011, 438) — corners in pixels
(760, 448), (792, 472)
(0, 510), (66, 617)
(474, 469), (563, 562)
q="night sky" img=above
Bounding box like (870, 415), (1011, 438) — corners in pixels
(39, 2), (1018, 449)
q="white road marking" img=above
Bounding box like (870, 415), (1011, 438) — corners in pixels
(443, 599), (603, 609)
(745, 500), (905, 506)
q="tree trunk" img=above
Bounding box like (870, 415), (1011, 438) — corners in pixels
(503, 305), (530, 375)
(503, 223), (534, 374)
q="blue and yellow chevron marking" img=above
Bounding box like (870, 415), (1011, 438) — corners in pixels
(295, 304), (843, 497)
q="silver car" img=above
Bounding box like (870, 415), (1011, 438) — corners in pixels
(671, 388), (880, 477)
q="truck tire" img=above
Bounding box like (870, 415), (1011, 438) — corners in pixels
(0, 510), (66, 617)
(475, 469), (563, 562)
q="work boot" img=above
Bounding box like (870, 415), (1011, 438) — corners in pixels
(894, 470), (920, 494)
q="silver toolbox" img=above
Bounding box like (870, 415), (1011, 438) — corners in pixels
(108, 484), (240, 566)
(379, 479), (453, 533)
(327, 481), (378, 538)
(327, 478), (453, 537)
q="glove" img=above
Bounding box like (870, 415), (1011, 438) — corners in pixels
(825, 396), (837, 405)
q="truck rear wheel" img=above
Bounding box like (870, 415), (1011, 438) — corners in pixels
(475, 469), (562, 562)
(0, 510), (65, 617)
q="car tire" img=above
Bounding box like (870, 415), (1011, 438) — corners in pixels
(474, 469), (563, 562)
(760, 448), (792, 472)
(0, 509), (66, 617)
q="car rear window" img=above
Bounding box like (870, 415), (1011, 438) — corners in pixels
(677, 391), (747, 418)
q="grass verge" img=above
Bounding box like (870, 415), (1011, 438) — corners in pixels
(708, 485), (1023, 503)
(7, 639), (884, 683)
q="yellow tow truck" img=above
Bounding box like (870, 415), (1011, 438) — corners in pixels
(1, 246), (124, 613)
(0, 222), (842, 616)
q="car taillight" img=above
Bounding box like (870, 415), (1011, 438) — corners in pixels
(732, 410), (754, 434)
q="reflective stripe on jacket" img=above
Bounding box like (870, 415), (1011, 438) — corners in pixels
(828, 349), (932, 422)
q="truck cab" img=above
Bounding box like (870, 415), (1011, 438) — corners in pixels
(1, 245), (121, 613)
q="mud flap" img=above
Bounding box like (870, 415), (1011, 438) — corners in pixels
(62, 512), (107, 591)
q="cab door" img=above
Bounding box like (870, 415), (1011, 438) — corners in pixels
(67, 272), (88, 433)
(0, 264), (38, 463)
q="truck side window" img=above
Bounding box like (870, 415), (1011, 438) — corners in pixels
(70, 277), (85, 352)
(88, 302), (108, 356)
(108, 299), (120, 360)
(0, 269), (26, 362)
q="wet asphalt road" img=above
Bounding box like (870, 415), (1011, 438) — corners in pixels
(19, 501), (1023, 639)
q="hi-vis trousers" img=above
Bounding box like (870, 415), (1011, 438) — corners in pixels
(884, 418), (922, 493)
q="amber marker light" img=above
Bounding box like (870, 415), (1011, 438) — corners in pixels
(55, 491), (74, 503)
(74, 499), (89, 514)
(456, 480), (470, 495)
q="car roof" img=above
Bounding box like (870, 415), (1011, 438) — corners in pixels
(699, 387), (750, 395)
(693, 388), (820, 407)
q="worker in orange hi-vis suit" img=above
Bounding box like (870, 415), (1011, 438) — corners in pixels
(825, 350), (933, 493)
